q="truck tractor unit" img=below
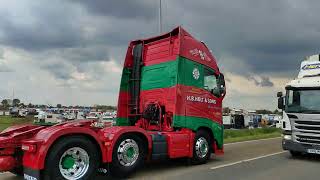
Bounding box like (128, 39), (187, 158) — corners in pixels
(0, 27), (226, 180)
(278, 54), (320, 156)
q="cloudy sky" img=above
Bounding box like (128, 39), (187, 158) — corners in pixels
(0, 0), (319, 110)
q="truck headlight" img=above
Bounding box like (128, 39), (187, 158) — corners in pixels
(283, 135), (292, 140)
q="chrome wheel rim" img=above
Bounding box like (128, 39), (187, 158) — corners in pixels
(195, 137), (209, 158)
(59, 147), (90, 180)
(117, 139), (139, 166)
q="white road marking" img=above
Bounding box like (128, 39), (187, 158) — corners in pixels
(210, 151), (286, 170)
(224, 137), (281, 146)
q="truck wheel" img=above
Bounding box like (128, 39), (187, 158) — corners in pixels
(110, 134), (145, 178)
(191, 130), (211, 164)
(43, 136), (99, 180)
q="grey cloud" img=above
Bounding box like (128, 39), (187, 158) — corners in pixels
(1, 0), (320, 77)
(41, 58), (107, 82)
(0, 18), (82, 51)
(52, 46), (109, 63)
(71, 0), (156, 20)
(0, 48), (4, 59)
(42, 62), (74, 80)
(248, 76), (274, 87)
(0, 1), (84, 51)
(164, 0), (320, 76)
(0, 64), (12, 72)
(260, 76), (274, 87)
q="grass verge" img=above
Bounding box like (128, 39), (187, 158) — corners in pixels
(0, 115), (34, 131)
(224, 127), (281, 143)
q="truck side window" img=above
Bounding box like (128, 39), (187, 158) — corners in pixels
(204, 68), (219, 96)
(287, 90), (293, 105)
(287, 90), (300, 107)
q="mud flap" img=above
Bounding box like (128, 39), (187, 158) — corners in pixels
(23, 167), (40, 180)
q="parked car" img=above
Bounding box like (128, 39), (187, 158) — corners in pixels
(102, 114), (115, 126)
(18, 109), (28, 117)
(9, 107), (19, 117)
(86, 112), (101, 120)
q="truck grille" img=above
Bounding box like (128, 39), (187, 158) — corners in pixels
(293, 120), (320, 145)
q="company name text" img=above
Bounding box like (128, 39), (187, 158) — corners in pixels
(186, 95), (216, 104)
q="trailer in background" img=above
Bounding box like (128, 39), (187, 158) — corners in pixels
(252, 114), (262, 128)
(223, 115), (233, 129)
(223, 114), (245, 129)
(234, 114), (245, 129)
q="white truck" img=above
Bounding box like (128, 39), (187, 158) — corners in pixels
(278, 54), (320, 156)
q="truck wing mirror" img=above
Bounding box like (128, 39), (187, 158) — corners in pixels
(278, 97), (284, 110)
(218, 73), (226, 96)
(277, 91), (283, 97)
(211, 88), (220, 97)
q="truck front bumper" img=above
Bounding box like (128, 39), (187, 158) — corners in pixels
(282, 139), (320, 154)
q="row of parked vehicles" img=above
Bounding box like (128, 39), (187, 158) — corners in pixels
(34, 110), (117, 124)
(223, 113), (282, 129)
(8, 107), (29, 117)
(7, 107), (117, 126)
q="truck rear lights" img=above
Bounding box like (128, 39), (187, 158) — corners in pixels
(22, 144), (37, 153)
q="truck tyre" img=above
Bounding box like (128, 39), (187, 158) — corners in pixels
(43, 136), (100, 180)
(290, 150), (302, 157)
(110, 134), (145, 178)
(191, 130), (211, 164)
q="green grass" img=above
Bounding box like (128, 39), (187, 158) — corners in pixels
(224, 127), (282, 143)
(0, 115), (34, 131)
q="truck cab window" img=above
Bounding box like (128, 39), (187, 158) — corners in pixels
(286, 89), (320, 113)
(204, 68), (219, 96)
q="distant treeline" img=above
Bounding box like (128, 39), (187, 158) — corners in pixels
(94, 105), (117, 111)
(0, 99), (117, 111)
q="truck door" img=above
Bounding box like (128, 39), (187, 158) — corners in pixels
(203, 68), (223, 123)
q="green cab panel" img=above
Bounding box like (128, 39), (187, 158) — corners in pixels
(141, 60), (178, 91)
(116, 117), (129, 126)
(177, 56), (204, 89)
(140, 56), (213, 91)
(119, 68), (131, 91)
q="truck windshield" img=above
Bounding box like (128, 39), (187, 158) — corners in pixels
(286, 89), (320, 113)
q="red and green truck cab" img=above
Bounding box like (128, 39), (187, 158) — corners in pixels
(0, 26), (225, 180)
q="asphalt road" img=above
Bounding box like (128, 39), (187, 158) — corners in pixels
(2, 137), (320, 180)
